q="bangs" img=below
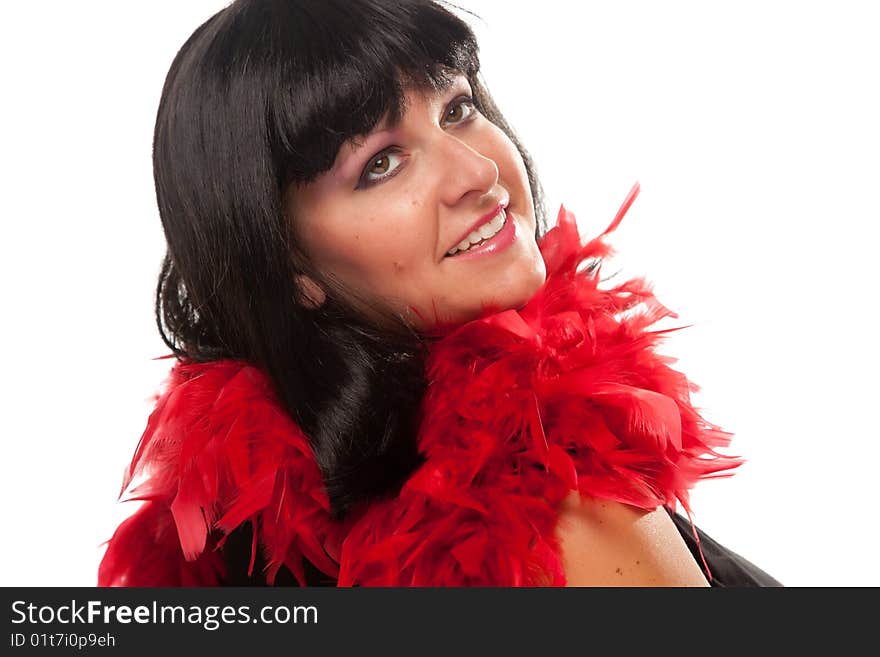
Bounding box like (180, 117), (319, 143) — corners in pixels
(260, 0), (481, 187)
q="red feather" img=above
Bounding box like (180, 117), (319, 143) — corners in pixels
(340, 183), (740, 585)
(99, 184), (741, 587)
(97, 500), (225, 587)
(98, 360), (346, 586)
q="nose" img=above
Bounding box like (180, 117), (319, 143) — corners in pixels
(435, 132), (499, 208)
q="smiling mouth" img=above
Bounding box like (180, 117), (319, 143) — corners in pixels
(445, 208), (507, 257)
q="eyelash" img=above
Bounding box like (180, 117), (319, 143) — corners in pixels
(357, 95), (479, 189)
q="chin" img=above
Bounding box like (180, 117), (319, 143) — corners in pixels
(419, 257), (548, 330)
(515, 248), (548, 297)
(481, 258), (548, 316)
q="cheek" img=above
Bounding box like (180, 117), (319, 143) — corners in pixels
(307, 205), (430, 286)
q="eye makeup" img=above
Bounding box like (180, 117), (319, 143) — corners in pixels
(355, 90), (479, 190)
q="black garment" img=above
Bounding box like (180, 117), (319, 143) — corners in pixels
(669, 510), (783, 587)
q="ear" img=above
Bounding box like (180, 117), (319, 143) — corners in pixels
(295, 274), (326, 309)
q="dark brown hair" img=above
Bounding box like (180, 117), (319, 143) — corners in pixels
(152, 0), (547, 523)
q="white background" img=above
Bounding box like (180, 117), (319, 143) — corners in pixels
(1, 1), (877, 587)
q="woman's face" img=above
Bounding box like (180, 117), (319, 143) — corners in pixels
(287, 72), (547, 331)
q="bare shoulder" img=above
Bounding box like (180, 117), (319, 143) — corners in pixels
(555, 492), (710, 587)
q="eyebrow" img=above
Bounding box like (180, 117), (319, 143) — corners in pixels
(333, 74), (471, 175)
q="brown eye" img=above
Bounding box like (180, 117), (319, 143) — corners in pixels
(358, 148), (405, 189)
(369, 154), (391, 175)
(443, 96), (477, 126)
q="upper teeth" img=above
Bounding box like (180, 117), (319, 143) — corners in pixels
(446, 208), (507, 256)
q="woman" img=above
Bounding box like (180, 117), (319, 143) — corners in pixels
(98, 0), (780, 587)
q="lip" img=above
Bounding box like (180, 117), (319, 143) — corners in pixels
(444, 208), (517, 261)
(445, 201), (509, 257)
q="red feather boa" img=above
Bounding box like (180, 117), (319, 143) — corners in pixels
(99, 184), (741, 587)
